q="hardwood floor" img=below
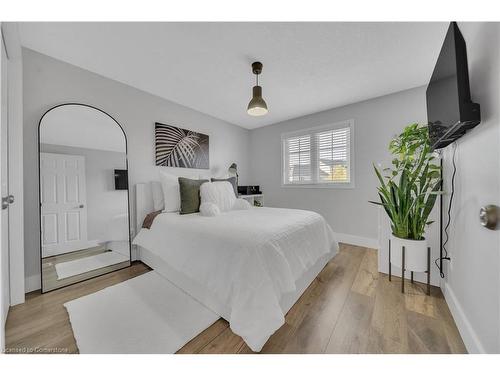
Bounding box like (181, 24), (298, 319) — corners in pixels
(5, 244), (467, 354)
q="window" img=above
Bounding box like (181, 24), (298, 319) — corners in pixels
(282, 120), (353, 187)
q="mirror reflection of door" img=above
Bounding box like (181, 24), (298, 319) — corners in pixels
(40, 153), (88, 256)
(39, 104), (131, 292)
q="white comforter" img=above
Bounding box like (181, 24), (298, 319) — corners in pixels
(133, 207), (337, 351)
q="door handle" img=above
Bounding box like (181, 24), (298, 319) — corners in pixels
(1, 195), (14, 210)
(78, 204), (84, 209)
(479, 205), (499, 230)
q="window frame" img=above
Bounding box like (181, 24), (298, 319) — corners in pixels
(281, 120), (355, 189)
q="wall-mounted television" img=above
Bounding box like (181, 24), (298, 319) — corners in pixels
(114, 169), (128, 190)
(426, 22), (480, 150)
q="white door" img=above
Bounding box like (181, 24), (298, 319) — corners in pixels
(40, 152), (89, 257)
(1, 27), (10, 350)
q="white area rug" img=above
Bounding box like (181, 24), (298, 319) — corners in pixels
(64, 271), (220, 353)
(55, 251), (128, 280)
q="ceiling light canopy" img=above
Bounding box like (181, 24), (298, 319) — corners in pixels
(247, 61), (268, 116)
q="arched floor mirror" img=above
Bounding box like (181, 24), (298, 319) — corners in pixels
(38, 104), (131, 293)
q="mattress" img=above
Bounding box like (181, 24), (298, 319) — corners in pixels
(133, 207), (338, 351)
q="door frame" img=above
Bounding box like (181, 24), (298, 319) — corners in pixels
(38, 103), (132, 293)
(0, 23), (9, 351)
(1, 23), (24, 310)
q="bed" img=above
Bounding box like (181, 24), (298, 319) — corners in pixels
(132, 182), (338, 352)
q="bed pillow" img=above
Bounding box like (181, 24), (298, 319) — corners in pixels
(200, 181), (236, 212)
(199, 202), (221, 217)
(211, 177), (237, 196)
(151, 181), (164, 211)
(159, 171), (180, 212)
(232, 198), (252, 210)
(178, 177), (208, 215)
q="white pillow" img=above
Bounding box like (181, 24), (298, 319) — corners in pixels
(159, 171), (180, 212)
(232, 198), (252, 210)
(200, 181), (236, 212)
(151, 181), (164, 211)
(199, 202), (220, 217)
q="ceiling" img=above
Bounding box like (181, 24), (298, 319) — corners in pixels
(18, 22), (448, 129)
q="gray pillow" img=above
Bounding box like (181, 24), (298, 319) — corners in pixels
(211, 177), (237, 196)
(178, 177), (209, 215)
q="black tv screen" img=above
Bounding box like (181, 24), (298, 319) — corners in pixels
(114, 169), (128, 190)
(426, 22), (480, 150)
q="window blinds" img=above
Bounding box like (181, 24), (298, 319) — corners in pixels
(283, 123), (351, 185)
(284, 134), (312, 183)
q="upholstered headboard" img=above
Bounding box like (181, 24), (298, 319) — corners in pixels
(135, 182), (156, 233)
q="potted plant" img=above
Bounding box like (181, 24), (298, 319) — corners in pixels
(370, 124), (441, 273)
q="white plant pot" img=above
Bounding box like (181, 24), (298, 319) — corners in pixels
(390, 234), (428, 272)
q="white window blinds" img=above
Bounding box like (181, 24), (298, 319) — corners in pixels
(284, 134), (312, 183)
(282, 121), (352, 186)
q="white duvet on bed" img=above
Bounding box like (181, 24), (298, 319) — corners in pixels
(132, 207), (337, 351)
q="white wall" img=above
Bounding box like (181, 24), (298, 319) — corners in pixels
(40, 144), (128, 244)
(440, 22), (500, 354)
(23, 48), (250, 291)
(249, 86), (427, 247)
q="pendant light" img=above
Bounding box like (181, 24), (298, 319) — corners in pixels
(247, 61), (268, 116)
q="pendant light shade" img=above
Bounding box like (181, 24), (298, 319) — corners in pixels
(247, 62), (268, 116)
(228, 163), (238, 176)
(247, 86), (268, 116)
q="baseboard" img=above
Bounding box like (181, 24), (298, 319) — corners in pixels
(441, 280), (485, 353)
(25, 274), (41, 294)
(334, 232), (378, 249)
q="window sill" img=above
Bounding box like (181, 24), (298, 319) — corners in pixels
(281, 182), (355, 189)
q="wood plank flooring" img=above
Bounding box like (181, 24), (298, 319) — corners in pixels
(5, 244), (466, 354)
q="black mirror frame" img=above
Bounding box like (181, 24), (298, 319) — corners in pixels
(37, 103), (132, 293)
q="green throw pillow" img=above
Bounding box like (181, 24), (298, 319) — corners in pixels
(178, 177), (209, 214)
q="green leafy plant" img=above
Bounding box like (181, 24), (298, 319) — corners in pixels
(370, 124), (441, 240)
